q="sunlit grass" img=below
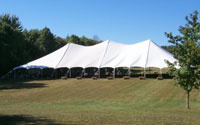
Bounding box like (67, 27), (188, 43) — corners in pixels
(0, 78), (200, 124)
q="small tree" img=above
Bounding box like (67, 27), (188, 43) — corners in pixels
(165, 10), (200, 109)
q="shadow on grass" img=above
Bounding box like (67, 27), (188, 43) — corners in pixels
(0, 81), (47, 90)
(0, 114), (62, 125)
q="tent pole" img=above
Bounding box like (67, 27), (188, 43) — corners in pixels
(83, 68), (85, 78)
(69, 68), (71, 78)
(160, 68), (162, 77)
(149, 67), (150, 74)
(41, 69), (43, 79)
(55, 69), (57, 79)
(128, 67), (130, 77)
(144, 68), (146, 78)
(113, 68), (115, 78)
(98, 68), (100, 78)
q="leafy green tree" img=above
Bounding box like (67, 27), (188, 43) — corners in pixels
(165, 10), (200, 109)
(66, 35), (98, 46)
(161, 45), (175, 54)
(24, 27), (58, 59)
(23, 29), (42, 60)
(66, 34), (80, 44)
(0, 14), (28, 76)
(55, 36), (66, 49)
(0, 14), (22, 31)
(80, 36), (97, 46)
(37, 27), (57, 55)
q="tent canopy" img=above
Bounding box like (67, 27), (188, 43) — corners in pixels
(14, 39), (176, 70)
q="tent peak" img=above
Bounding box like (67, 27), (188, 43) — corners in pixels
(143, 39), (157, 45)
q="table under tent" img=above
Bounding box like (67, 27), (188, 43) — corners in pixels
(11, 39), (177, 80)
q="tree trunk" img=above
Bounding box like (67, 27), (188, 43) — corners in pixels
(186, 90), (190, 109)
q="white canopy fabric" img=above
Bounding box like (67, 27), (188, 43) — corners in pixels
(14, 44), (69, 69)
(14, 39), (176, 70)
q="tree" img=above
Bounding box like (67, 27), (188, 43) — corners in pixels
(0, 14), (28, 76)
(55, 36), (66, 49)
(23, 29), (42, 60)
(165, 10), (200, 109)
(66, 34), (80, 44)
(161, 45), (175, 54)
(65, 34), (98, 46)
(24, 27), (58, 59)
(37, 27), (57, 55)
(80, 36), (97, 46)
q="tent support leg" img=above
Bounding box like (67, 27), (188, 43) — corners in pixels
(144, 68), (146, 79)
(113, 68), (115, 78)
(41, 69), (43, 79)
(55, 69), (57, 78)
(98, 68), (100, 78)
(83, 68), (85, 78)
(160, 68), (162, 77)
(149, 67), (150, 74)
(69, 68), (71, 78)
(128, 67), (130, 77)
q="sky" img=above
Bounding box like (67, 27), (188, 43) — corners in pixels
(0, 0), (199, 45)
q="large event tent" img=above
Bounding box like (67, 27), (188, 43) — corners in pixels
(14, 39), (176, 77)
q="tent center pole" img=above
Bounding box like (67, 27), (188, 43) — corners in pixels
(41, 69), (43, 79)
(83, 68), (85, 78)
(69, 68), (71, 78)
(160, 68), (162, 77)
(144, 68), (146, 78)
(55, 69), (57, 78)
(113, 68), (115, 78)
(98, 68), (100, 78)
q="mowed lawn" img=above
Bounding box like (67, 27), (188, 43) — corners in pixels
(1, 79), (200, 124)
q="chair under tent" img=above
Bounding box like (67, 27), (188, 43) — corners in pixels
(59, 67), (166, 80)
(6, 66), (167, 80)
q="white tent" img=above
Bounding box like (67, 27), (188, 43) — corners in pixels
(14, 39), (176, 70)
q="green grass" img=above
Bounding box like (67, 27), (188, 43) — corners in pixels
(0, 78), (200, 124)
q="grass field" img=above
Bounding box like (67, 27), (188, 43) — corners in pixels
(1, 78), (200, 124)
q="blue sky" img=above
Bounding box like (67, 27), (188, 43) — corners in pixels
(0, 0), (199, 45)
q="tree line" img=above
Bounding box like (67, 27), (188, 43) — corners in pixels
(0, 14), (99, 76)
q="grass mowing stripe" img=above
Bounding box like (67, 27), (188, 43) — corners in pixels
(1, 79), (200, 124)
